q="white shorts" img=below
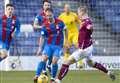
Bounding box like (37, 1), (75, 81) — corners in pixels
(69, 45), (93, 62)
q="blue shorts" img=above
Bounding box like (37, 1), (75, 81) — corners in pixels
(42, 44), (62, 59)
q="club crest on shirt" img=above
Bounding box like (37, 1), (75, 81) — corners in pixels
(3, 19), (6, 23)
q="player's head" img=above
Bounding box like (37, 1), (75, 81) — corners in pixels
(45, 8), (54, 22)
(64, 4), (71, 14)
(6, 4), (14, 17)
(43, 0), (51, 11)
(78, 6), (88, 17)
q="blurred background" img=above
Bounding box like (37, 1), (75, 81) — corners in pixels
(0, 0), (120, 73)
(0, 0), (120, 83)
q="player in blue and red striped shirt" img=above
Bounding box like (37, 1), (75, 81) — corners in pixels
(34, 8), (68, 83)
(0, 4), (20, 62)
(33, 1), (52, 74)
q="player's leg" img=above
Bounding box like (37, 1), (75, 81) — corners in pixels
(56, 49), (83, 83)
(34, 44), (51, 83)
(47, 56), (52, 74)
(34, 56), (48, 83)
(63, 33), (72, 61)
(83, 45), (108, 73)
(85, 45), (116, 81)
(50, 46), (62, 83)
(87, 58), (116, 81)
(50, 56), (59, 83)
(41, 37), (52, 74)
(72, 33), (84, 68)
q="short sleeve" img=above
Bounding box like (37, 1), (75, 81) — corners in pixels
(86, 19), (93, 30)
(40, 26), (46, 36)
(34, 15), (43, 25)
(59, 21), (66, 30)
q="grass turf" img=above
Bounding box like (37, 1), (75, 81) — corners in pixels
(0, 70), (119, 83)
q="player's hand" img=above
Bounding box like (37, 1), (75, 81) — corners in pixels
(11, 32), (15, 37)
(36, 48), (42, 56)
(64, 40), (70, 49)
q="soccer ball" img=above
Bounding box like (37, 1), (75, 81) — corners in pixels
(38, 74), (48, 83)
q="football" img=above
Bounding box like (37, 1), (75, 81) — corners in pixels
(38, 74), (48, 83)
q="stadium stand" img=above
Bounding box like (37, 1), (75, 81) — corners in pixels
(8, 0), (120, 56)
(0, 0), (4, 17)
(10, 0), (43, 24)
(93, 0), (120, 32)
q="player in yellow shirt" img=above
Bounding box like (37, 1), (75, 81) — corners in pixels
(59, 4), (83, 68)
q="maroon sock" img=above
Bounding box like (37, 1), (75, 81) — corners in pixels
(58, 64), (69, 80)
(93, 62), (108, 73)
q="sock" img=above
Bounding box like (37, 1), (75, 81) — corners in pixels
(36, 61), (46, 76)
(42, 61), (47, 73)
(58, 64), (69, 80)
(47, 59), (52, 73)
(93, 62), (108, 73)
(0, 57), (3, 62)
(48, 58), (52, 66)
(51, 64), (58, 78)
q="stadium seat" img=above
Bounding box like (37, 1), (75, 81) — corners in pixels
(111, 21), (120, 32)
(8, 0), (120, 56)
(0, 1), (4, 17)
(10, 0), (42, 24)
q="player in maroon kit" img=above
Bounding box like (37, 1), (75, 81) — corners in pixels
(55, 6), (116, 83)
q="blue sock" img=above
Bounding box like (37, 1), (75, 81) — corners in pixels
(48, 58), (52, 66)
(41, 59), (51, 75)
(47, 59), (52, 69)
(51, 64), (58, 78)
(48, 61), (51, 67)
(0, 57), (3, 62)
(47, 60), (52, 74)
(36, 61), (46, 76)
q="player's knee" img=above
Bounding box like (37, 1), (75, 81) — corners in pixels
(41, 55), (48, 62)
(52, 56), (59, 64)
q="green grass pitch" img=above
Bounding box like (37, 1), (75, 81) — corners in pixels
(0, 70), (119, 83)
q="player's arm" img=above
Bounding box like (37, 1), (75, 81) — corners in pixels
(86, 23), (93, 32)
(74, 13), (81, 24)
(36, 28), (45, 56)
(12, 18), (20, 37)
(36, 36), (45, 56)
(33, 15), (43, 29)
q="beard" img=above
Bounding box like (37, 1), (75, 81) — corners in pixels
(49, 18), (54, 22)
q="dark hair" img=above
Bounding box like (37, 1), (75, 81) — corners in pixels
(6, 3), (14, 8)
(43, 0), (51, 4)
(45, 8), (53, 13)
